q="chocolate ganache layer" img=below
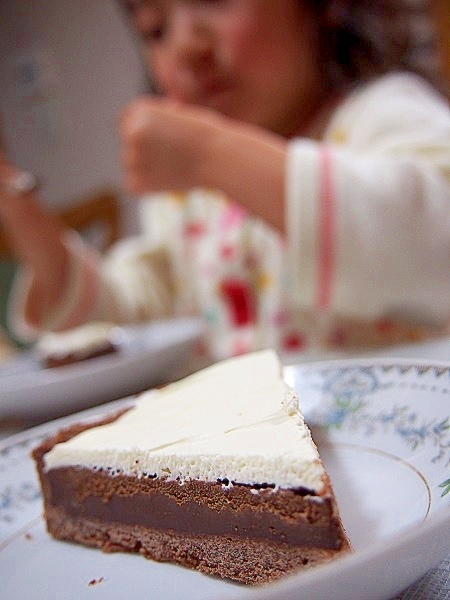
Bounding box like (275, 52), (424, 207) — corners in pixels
(45, 468), (343, 549)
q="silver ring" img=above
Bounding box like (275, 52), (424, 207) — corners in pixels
(3, 171), (40, 196)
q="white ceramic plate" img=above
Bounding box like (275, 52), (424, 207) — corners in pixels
(0, 358), (449, 600)
(0, 317), (203, 420)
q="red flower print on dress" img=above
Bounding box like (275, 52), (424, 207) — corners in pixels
(184, 221), (206, 238)
(281, 331), (307, 352)
(220, 278), (255, 327)
(218, 204), (246, 231)
(220, 244), (235, 261)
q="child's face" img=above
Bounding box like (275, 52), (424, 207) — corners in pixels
(128, 0), (322, 137)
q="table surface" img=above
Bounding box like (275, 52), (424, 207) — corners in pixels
(1, 335), (449, 599)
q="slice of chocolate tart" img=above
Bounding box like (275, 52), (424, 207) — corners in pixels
(33, 349), (350, 584)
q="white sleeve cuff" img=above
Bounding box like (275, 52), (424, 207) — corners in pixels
(8, 231), (101, 341)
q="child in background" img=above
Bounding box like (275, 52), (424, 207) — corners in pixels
(0, 0), (449, 360)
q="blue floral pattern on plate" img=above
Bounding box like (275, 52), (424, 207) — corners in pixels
(284, 361), (450, 502)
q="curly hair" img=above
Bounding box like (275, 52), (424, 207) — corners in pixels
(310, 0), (439, 90)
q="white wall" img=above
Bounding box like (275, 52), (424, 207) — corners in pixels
(0, 0), (146, 212)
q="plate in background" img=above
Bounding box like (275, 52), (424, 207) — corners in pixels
(0, 317), (204, 420)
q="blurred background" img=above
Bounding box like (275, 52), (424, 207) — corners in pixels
(0, 0), (448, 343)
(0, 0), (148, 340)
(0, 0), (146, 220)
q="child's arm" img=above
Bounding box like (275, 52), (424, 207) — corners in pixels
(119, 78), (450, 329)
(0, 155), (174, 340)
(8, 228), (177, 341)
(0, 155), (71, 329)
(119, 98), (288, 232)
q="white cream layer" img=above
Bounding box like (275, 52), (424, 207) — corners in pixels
(44, 349), (325, 491)
(36, 321), (118, 359)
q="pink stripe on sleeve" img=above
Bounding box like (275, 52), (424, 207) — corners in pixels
(316, 146), (335, 311)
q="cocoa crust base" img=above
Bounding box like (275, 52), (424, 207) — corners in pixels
(32, 412), (351, 585)
(44, 507), (348, 584)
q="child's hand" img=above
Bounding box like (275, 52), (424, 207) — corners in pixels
(0, 152), (40, 203)
(119, 96), (286, 232)
(119, 97), (222, 194)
